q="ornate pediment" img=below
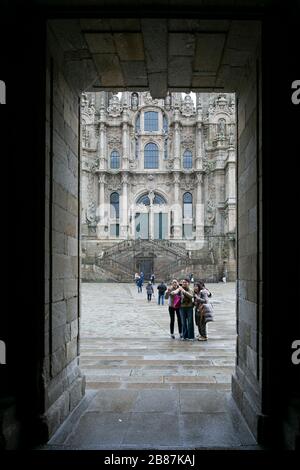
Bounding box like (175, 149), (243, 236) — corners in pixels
(107, 94), (123, 117)
(207, 94), (235, 119)
(181, 94), (196, 117)
(142, 92), (159, 106)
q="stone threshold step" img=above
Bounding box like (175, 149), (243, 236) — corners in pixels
(86, 383), (231, 390)
(84, 375), (231, 383)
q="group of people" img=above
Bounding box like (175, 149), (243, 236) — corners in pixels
(134, 273), (213, 341)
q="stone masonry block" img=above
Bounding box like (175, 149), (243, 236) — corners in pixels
(67, 193), (78, 217)
(45, 390), (70, 437)
(64, 279), (78, 299)
(67, 236), (78, 256)
(70, 319), (78, 340)
(52, 300), (67, 329)
(51, 346), (67, 377)
(66, 297), (78, 323)
(53, 230), (66, 255)
(69, 376), (84, 411)
(66, 338), (78, 364)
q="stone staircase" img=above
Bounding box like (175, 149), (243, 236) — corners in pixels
(79, 282), (237, 391)
(82, 239), (217, 283)
(80, 337), (235, 391)
(48, 283), (259, 449)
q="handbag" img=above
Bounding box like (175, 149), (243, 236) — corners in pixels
(173, 294), (181, 309)
(200, 303), (214, 323)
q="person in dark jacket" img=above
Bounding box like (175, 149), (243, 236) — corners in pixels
(157, 281), (167, 305)
(146, 282), (154, 301)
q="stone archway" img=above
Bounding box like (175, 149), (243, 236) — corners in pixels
(42, 17), (263, 443)
(4, 8), (299, 450)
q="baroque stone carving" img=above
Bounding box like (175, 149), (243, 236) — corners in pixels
(107, 135), (122, 150)
(206, 199), (216, 223)
(86, 200), (97, 226)
(142, 92), (159, 106)
(107, 94), (123, 117)
(181, 94), (196, 117)
(207, 93), (234, 119)
(81, 93), (96, 124)
(107, 174), (121, 190)
(181, 132), (195, 149)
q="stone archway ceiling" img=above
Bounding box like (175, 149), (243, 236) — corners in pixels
(49, 19), (261, 98)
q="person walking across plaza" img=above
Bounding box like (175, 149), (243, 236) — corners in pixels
(157, 281), (167, 305)
(173, 278), (194, 340)
(146, 281), (154, 301)
(137, 276), (143, 293)
(165, 279), (182, 339)
(150, 273), (155, 285)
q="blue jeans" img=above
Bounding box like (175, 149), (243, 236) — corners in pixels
(180, 307), (194, 339)
(158, 294), (164, 305)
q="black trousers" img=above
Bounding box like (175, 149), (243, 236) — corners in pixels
(147, 293), (152, 301)
(169, 307), (182, 335)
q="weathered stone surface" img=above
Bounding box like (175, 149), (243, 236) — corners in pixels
(66, 297), (78, 323)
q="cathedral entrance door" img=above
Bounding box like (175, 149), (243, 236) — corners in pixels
(135, 212), (149, 239)
(137, 258), (153, 280)
(154, 212), (168, 240)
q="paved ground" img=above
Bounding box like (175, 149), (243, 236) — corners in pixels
(48, 282), (258, 449)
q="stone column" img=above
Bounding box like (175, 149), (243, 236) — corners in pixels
(195, 172), (205, 242)
(225, 144), (236, 233)
(195, 100), (203, 170)
(122, 108), (129, 170)
(120, 172), (129, 239)
(173, 110), (181, 170)
(99, 111), (106, 170)
(148, 190), (154, 240)
(97, 172), (107, 238)
(172, 172), (182, 239)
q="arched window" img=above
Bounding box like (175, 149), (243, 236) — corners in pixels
(144, 111), (158, 131)
(153, 194), (166, 205)
(137, 194), (150, 206)
(183, 192), (193, 218)
(110, 192), (119, 218)
(137, 193), (166, 205)
(110, 150), (120, 169)
(183, 150), (193, 169)
(144, 142), (159, 169)
(183, 192), (193, 238)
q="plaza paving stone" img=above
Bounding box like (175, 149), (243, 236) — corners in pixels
(48, 282), (259, 449)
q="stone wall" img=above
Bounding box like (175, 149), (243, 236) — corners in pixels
(43, 25), (85, 439)
(231, 32), (263, 440)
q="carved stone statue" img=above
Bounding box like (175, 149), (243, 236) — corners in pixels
(131, 92), (139, 110)
(217, 118), (226, 137)
(164, 92), (171, 111)
(206, 199), (216, 223)
(86, 201), (97, 226)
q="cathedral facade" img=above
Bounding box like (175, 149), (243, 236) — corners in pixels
(81, 91), (236, 282)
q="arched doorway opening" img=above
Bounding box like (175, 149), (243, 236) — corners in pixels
(135, 191), (168, 240)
